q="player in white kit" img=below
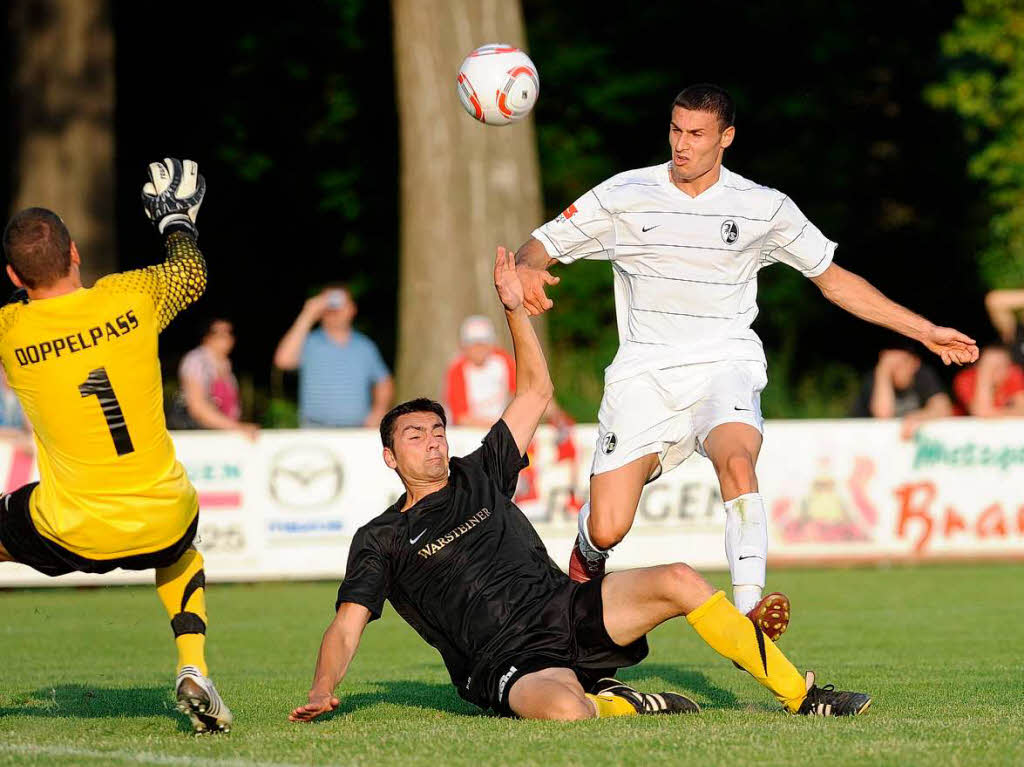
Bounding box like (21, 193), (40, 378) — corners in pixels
(512, 84), (978, 640)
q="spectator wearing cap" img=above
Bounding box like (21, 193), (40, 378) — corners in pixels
(274, 284), (393, 428)
(851, 347), (952, 438)
(172, 318), (259, 439)
(444, 315), (516, 427)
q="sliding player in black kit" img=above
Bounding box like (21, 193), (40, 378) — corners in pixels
(289, 248), (871, 722)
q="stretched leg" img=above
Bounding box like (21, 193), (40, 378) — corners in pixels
(601, 564), (807, 712)
(155, 547), (209, 675)
(570, 453), (659, 582)
(703, 423), (767, 616)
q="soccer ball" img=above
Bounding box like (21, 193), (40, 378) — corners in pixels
(456, 44), (540, 126)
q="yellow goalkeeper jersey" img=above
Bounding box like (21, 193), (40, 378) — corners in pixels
(0, 232), (207, 559)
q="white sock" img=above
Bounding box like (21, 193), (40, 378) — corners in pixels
(577, 502), (610, 562)
(724, 492), (767, 615)
(732, 585), (763, 616)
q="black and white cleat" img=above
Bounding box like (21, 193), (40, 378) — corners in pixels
(175, 666), (234, 734)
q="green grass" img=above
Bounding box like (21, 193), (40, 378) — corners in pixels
(1, 563), (1022, 766)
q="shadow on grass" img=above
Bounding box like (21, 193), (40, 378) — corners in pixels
(0, 684), (192, 732)
(319, 679), (481, 722)
(323, 665), (743, 722)
(618, 664), (741, 709)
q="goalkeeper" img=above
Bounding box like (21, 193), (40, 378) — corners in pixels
(0, 159), (231, 733)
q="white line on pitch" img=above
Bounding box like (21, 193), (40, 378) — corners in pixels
(0, 743), (330, 767)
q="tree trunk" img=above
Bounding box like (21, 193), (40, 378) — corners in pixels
(392, 0), (544, 402)
(9, 0), (116, 285)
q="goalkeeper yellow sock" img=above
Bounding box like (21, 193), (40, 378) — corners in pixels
(585, 693), (638, 718)
(687, 591), (806, 712)
(155, 548), (209, 676)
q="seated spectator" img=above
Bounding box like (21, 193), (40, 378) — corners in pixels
(953, 346), (1024, 417)
(274, 284), (393, 428)
(444, 315), (516, 426)
(171, 318), (259, 438)
(984, 289), (1024, 366)
(851, 347), (952, 437)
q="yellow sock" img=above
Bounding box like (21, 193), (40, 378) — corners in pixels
(687, 591), (806, 712)
(155, 548), (209, 676)
(585, 693), (638, 718)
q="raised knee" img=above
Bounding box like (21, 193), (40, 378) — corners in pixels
(665, 562), (700, 589)
(663, 562), (714, 609)
(589, 515), (627, 551)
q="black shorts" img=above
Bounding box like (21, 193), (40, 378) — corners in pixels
(0, 482), (199, 577)
(464, 577), (649, 716)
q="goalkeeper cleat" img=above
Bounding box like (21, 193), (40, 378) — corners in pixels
(568, 536), (606, 583)
(176, 666), (233, 734)
(746, 591), (791, 642)
(591, 677), (700, 715)
(796, 671), (872, 717)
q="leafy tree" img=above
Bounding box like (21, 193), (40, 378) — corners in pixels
(927, 0), (1024, 289)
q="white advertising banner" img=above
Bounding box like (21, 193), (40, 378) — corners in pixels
(0, 419), (1022, 587)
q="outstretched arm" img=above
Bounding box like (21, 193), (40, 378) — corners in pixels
(495, 247), (555, 455)
(289, 602), (372, 722)
(812, 264), (978, 366)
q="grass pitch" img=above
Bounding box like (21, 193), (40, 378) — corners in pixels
(0, 563), (1022, 766)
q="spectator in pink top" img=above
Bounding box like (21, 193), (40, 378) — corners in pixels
(444, 315), (516, 427)
(172, 318), (259, 438)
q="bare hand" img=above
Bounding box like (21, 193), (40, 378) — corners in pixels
(900, 414), (922, 441)
(516, 261), (560, 316)
(494, 246), (526, 312)
(289, 692), (340, 722)
(920, 326), (979, 366)
(301, 293), (330, 322)
(237, 423), (260, 442)
(877, 349), (905, 372)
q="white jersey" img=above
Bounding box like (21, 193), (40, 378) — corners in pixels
(532, 163), (836, 384)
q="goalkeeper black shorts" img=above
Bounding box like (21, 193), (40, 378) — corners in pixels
(0, 482), (198, 577)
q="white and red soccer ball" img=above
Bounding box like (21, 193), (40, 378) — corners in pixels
(456, 44), (540, 126)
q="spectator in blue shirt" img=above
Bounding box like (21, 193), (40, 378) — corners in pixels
(274, 284), (393, 427)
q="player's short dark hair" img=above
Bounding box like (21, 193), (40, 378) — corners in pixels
(672, 84), (736, 130)
(2, 207), (73, 289)
(380, 398), (447, 450)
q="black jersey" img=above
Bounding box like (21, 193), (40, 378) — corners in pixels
(336, 420), (569, 693)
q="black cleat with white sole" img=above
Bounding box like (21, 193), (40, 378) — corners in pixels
(796, 671), (872, 717)
(591, 677), (700, 715)
(176, 666), (234, 733)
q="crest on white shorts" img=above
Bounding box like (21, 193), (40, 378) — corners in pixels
(602, 432), (617, 454)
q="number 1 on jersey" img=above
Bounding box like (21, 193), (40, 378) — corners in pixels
(79, 367), (135, 456)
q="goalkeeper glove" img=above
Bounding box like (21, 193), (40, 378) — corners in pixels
(141, 157), (205, 237)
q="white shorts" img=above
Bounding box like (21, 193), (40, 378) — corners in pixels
(591, 360), (767, 479)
